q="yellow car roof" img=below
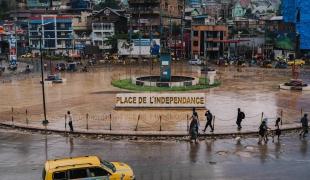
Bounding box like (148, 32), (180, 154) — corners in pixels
(45, 156), (101, 171)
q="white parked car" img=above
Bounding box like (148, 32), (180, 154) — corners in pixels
(188, 59), (202, 65)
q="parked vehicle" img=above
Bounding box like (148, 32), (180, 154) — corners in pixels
(8, 64), (17, 71)
(45, 74), (65, 83)
(88, 58), (97, 66)
(67, 62), (77, 72)
(287, 59), (305, 66)
(261, 60), (273, 68)
(21, 53), (32, 58)
(275, 61), (288, 69)
(55, 63), (66, 71)
(42, 156), (135, 180)
(189, 58), (202, 65)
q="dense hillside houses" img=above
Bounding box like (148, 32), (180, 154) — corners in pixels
(1, 0), (308, 60)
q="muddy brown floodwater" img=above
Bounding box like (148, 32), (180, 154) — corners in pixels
(0, 63), (310, 133)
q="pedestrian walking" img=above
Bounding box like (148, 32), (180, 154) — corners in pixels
(189, 113), (199, 143)
(299, 114), (308, 138)
(273, 117), (281, 142)
(203, 110), (214, 132)
(258, 120), (269, 144)
(192, 112), (200, 134)
(67, 111), (74, 132)
(236, 108), (245, 130)
(192, 107), (198, 118)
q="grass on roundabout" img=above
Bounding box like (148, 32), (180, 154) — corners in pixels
(111, 78), (221, 92)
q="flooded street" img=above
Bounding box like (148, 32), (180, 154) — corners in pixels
(0, 63), (310, 132)
(0, 129), (309, 180)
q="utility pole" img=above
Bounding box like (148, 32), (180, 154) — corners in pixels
(71, 33), (74, 62)
(39, 26), (48, 125)
(13, 1), (18, 64)
(180, 0), (185, 59)
(138, 8), (141, 61)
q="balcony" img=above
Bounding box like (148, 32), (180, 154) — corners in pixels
(73, 25), (89, 31)
(57, 35), (72, 39)
(207, 47), (219, 51)
(206, 38), (220, 42)
(130, 7), (160, 14)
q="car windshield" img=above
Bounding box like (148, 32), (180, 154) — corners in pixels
(101, 160), (116, 173)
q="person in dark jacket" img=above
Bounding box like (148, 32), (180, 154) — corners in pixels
(258, 120), (269, 144)
(236, 108), (245, 130)
(189, 113), (199, 143)
(273, 117), (281, 142)
(203, 110), (214, 132)
(67, 111), (74, 132)
(300, 114), (308, 138)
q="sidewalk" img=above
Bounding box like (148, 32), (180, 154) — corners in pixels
(0, 121), (302, 137)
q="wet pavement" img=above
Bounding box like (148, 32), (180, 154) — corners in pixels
(0, 63), (310, 132)
(0, 129), (309, 180)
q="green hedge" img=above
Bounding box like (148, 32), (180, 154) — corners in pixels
(111, 78), (220, 92)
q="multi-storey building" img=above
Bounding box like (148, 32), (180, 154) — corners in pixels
(128, 0), (184, 36)
(70, 0), (92, 11)
(72, 12), (92, 55)
(28, 15), (73, 55)
(191, 16), (228, 59)
(26, 0), (50, 9)
(89, 7), (128, 51)
(0, 21), (28, 57)
(187, 0), (201, 8)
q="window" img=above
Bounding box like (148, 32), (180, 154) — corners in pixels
(53, 171), (67, 180)
(69, 169), (87, 179)
(193, 31), (198, 37)
(88, 167), (110, 177)
(101, 160), (116, 173)
(95, 32), (101, 37)
(193, 41), (198, 46)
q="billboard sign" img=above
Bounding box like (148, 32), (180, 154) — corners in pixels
(118, 39), (160, 56)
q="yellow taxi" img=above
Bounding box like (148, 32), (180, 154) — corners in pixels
(287, 59), (305, 66)
(21, 53), (32, 58)
(42, 156), (135, 180)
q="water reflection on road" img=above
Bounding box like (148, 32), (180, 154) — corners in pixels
(0, 129), (310, 180)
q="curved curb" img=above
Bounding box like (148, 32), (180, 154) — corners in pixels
(0, 122), (303, 138)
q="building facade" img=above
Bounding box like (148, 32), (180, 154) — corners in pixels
(187, 0), (201, 8)
(72, 12), (92, 57)
(128, 0), (184, 36)
(27, 0), (50, 9)
(90, 7), (128, 51)
(28, 15), (73, 55)
(191, 24), (228, 59)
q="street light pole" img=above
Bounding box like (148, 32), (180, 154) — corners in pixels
(47, 35), (52, 74)
(39, 27), (48, 125)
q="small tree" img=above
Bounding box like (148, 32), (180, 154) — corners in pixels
(103, 33), (128, 53)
